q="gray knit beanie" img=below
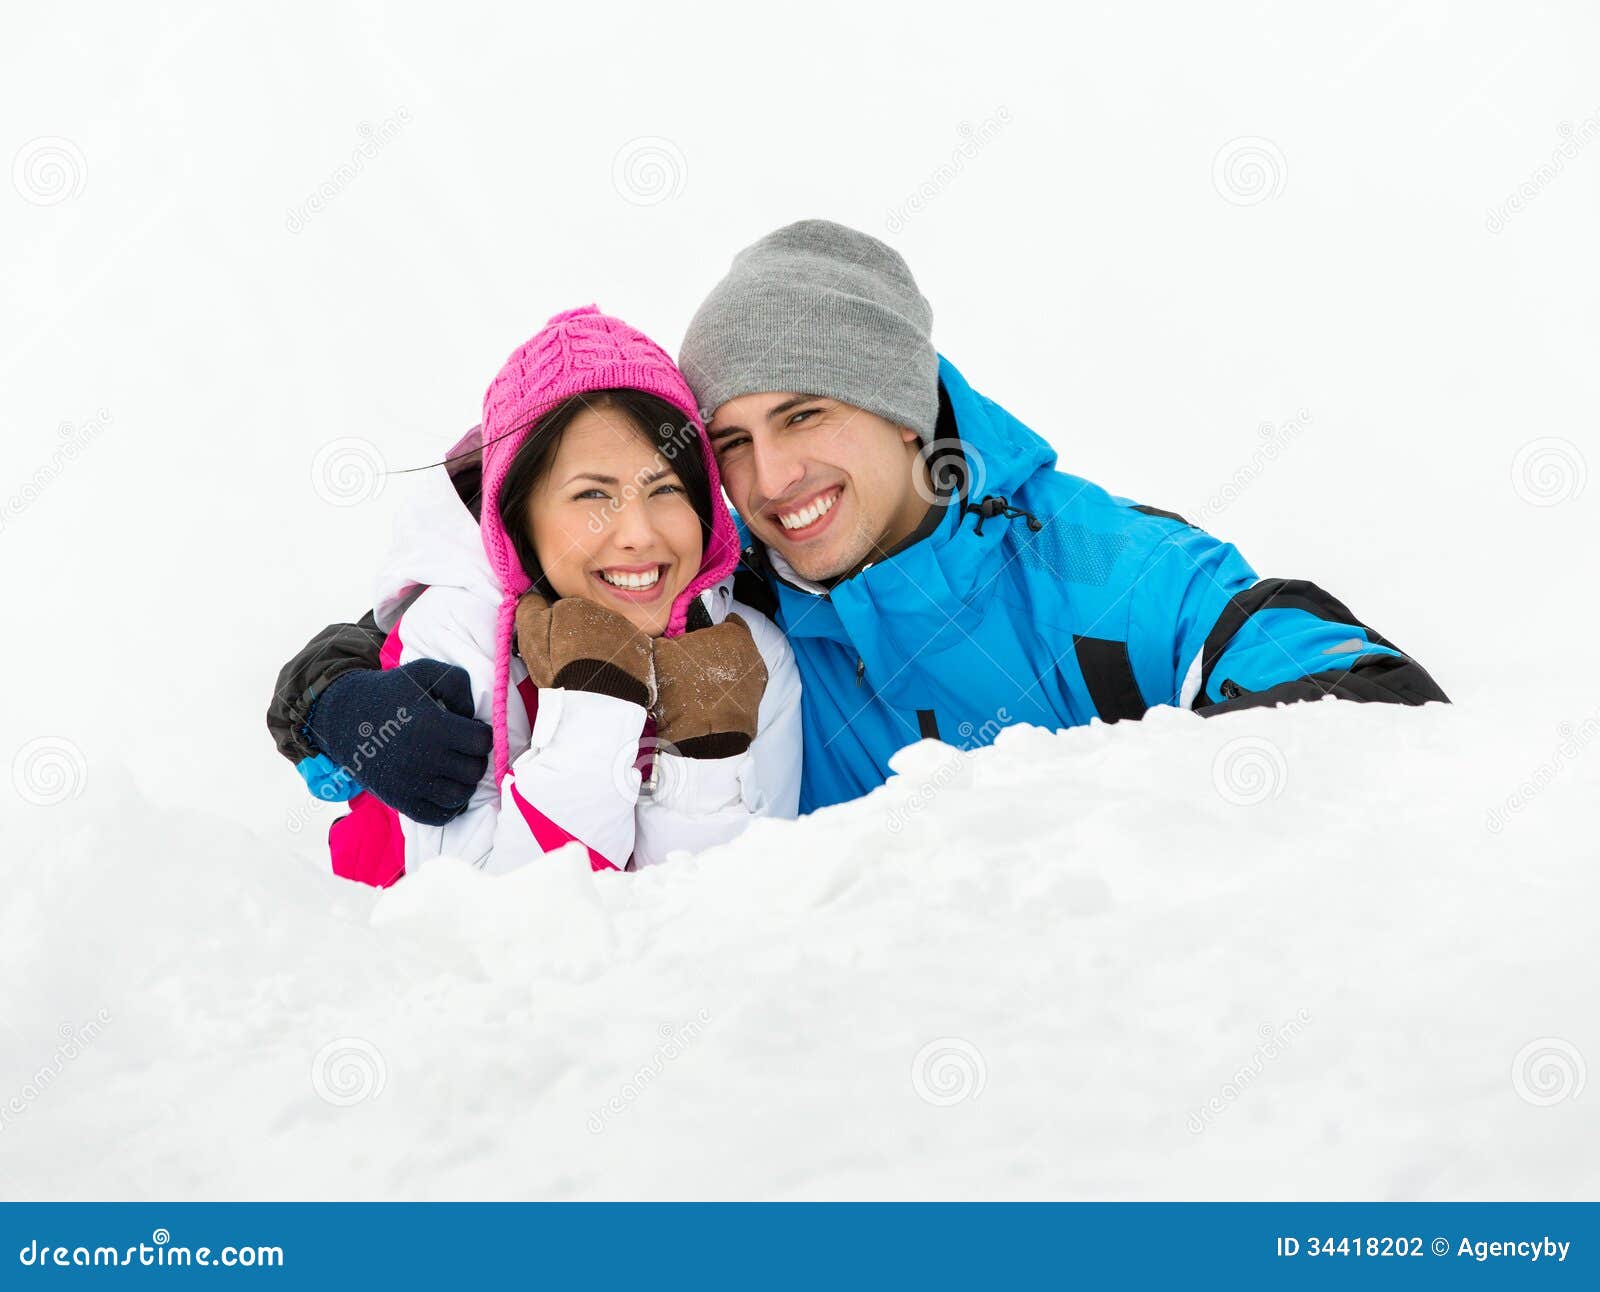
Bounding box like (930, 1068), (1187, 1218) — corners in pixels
(678, 219), (939, 443)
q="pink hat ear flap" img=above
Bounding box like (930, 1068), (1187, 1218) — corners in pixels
(491, 593), (516, 787)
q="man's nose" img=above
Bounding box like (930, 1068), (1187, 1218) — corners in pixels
(749, 436), (806, 509)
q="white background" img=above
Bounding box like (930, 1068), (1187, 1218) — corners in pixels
(1, 2), (1595, 1199)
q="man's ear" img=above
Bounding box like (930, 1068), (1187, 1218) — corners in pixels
(899, 424), (922, 446)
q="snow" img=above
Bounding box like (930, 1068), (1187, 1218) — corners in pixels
(3, 2), (1598, 1199)
(3, 699), (1596, 1199)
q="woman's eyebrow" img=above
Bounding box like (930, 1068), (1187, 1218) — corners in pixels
(563, 471), (620, 486)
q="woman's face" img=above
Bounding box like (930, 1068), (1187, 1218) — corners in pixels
(525, 406), (705, 636)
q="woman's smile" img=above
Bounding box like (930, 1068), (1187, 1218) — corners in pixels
(591, 561), (671, 604)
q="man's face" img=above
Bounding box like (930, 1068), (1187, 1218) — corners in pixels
(707, 393), (927, 583)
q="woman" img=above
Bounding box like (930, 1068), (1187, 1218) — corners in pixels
(325, 305), (801, 882)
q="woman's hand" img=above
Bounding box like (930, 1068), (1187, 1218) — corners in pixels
(514, 593), (654, 708)
(650, 615), (768, 758)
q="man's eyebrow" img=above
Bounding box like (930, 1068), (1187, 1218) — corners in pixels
(766, 394), (821, 419)
(709, 395), (826, 441)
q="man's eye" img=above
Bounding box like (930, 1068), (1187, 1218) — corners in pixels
(715, 436), (750, 453)
(787, 408), (819, 427)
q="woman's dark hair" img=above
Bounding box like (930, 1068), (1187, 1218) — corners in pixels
(495, 389), (716, 597)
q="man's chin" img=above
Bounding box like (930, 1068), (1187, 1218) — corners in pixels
(766, 534), (856, 585)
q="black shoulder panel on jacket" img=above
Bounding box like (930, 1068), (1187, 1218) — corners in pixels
(1073, 635), (1148, 722)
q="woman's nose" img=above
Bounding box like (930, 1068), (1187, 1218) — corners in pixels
(607, 495), (659, 550)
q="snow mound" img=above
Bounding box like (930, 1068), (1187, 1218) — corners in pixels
(3, 700), (1595, 1199)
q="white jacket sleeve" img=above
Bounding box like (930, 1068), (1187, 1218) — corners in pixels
(395, 586), (646, 873)
(631, 604), (804, 868)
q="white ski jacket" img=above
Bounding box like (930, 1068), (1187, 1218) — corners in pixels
(371, 460), (803, 873)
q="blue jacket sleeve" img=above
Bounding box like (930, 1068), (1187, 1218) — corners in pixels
(1124, 521), (1446, 713)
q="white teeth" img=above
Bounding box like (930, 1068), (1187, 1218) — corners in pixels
(600, 567), (660, 590)
(778, 489), (838, 531)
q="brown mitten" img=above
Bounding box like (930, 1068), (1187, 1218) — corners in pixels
(514, 593), (654, 708)
(650, 615), (768, 759)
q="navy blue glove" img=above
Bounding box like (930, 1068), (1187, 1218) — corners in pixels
(305, 659), (492, 827)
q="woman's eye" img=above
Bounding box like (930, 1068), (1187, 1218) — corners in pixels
(652, 483), (683, 497)
(574, 488), (610, 501)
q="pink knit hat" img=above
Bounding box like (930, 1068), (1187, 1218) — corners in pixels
(480, 305), (741, 785)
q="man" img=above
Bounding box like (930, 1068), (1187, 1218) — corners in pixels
(267, 219), (1445, 822)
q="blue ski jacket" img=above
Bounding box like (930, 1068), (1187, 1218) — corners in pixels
(739, 356), (1445, 813)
